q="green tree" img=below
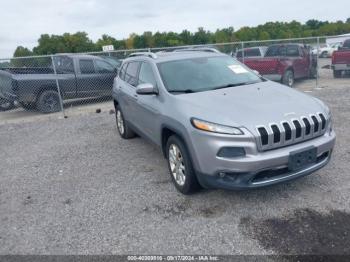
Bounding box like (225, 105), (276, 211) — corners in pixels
(13, 46), (33, 57)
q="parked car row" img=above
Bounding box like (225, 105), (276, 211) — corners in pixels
(0, 54), (122, 113)
(234, 44), (317, 87)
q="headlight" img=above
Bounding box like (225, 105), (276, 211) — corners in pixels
(191, 118), (244, 135)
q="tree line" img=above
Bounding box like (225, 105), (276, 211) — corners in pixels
(12, 18), (350, 58)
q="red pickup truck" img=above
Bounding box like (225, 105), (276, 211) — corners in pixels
(239, 44), (317, 87)
(332, 39), (350, 78)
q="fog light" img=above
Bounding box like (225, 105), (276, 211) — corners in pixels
(217, 147), (246, 158)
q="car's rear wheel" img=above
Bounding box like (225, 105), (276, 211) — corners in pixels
(166, 135), (200, 194)
(333, 70), (342, 78)
(0, 98), (15, 111)
(20, 102), (37, 111)
(37, 90), (61, 113)
(115, 105), (136, 139)
(282, 70), (294, 87)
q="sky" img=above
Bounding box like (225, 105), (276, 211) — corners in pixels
(0, 0), (349, 58)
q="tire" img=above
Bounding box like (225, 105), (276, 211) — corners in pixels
(115, 105), (136, 139)
(320, 51), (328, 58)
(282, 70), (294, 87)
(309, 67), (317, 79)
(166, 135), (200, 194)
(0, 98), (15, 111)
(333, 70), (342, 78)
(36, 90), (61, 113)
(20, 102), (36, 111)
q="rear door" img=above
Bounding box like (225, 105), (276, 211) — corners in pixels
(286, 45), (305, 78)
(94, 59), (117, 96)
(53, 56), (77, 99)
(118, 61), (141, 125)
(76, 59), (100, 97)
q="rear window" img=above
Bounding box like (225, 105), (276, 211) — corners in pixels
(236, 48), (261, 58)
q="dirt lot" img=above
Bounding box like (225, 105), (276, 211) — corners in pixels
(0, 59), (350, 256)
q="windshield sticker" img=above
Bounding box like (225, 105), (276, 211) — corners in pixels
(228, 65), (248, 74)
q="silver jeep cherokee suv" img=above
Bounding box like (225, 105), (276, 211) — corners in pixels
(112, 50), (336, 194)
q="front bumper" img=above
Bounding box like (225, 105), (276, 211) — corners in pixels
(262, 74), (282, 82)
(189, 128), (336, 190)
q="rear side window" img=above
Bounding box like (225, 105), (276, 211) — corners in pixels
(125, 62), (140, 87)
(138, 62), (157, 87)
(286, 46), (300, 57)
(54, 56), (74, 74)
(119, 63), (127, 80)
(79, 60), (95, 74)
(95, 60), (115, 73)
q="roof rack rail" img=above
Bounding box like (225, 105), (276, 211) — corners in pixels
(128, 52), (158, 59)
(173, 47), (221, 53)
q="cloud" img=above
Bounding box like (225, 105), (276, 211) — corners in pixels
(0, 0), (349, 57)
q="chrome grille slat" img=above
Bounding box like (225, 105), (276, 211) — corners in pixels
(256, 114), (327, 151)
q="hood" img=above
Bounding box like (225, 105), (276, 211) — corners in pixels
(175, 81), (328, 134)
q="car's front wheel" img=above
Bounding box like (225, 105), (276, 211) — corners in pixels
(115, 105), (136, 139)
(166, 135), (200, 194)
(333, 70), (342, 78)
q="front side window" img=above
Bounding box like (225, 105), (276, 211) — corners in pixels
(157, 56), (262, 93)
(125, 62), (140, 87)
(236, 48), (261, 58)
(95, 60), (115, 73)
(79, 60), (95, 74)
(138, 62), (157, 87)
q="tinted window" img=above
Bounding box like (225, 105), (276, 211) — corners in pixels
(95, 60), (115, 73)
(125, 62), (140, 87)
(79, 60), (95, 74)
(54, 56), (74, 74)
(138, 63), (157, 87)
(236, 48), (261, 58)
(286, 46), (300, 57)
(343, 40), (350, 48)
(266, 45), (301, 57)
(158, 56), (262, 93)
(119, 63), (127, 80)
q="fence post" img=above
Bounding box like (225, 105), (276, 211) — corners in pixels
(51, 55), (65, 118)
(241, 41), (245, 64)
(316, 37), (320, 89)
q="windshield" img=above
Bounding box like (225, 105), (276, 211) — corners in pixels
(157, 56), (262, 93)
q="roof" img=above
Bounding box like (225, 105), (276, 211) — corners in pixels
(125, 51), (226, 63)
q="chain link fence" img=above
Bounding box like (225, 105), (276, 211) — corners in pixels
(0, 35), (349, 121)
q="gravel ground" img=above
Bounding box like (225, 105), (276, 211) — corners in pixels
(0, 62), (350, 256)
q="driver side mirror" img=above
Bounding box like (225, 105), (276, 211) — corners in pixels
(136, 83), (158, 95)
(253, 70), (260, 75)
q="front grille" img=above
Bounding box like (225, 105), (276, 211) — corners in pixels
(256, 114), (328, 151)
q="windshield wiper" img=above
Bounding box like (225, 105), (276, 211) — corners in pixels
(168, 89), (196, 94)
(213, 81), (259, 90)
